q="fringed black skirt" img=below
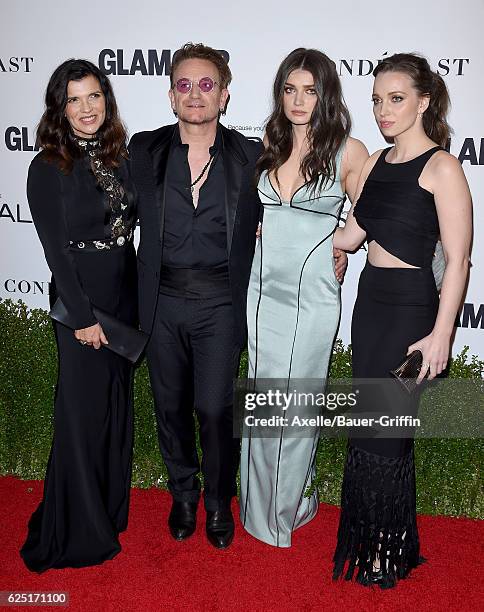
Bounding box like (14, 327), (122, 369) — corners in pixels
(333, 262), (438, 588)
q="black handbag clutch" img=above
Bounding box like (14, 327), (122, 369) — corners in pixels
(50, 298), (148, 364)
(390, 350), (427, 394)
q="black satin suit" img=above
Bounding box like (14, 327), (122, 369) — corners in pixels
(129, 124), (263, 511)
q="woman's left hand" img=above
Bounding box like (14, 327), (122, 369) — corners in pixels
(407, 332), (450, 383)
(333, 248), (348, 284)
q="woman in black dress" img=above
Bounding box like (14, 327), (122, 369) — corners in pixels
(332, 53), (472, 587)
(20, 59), (137, 572)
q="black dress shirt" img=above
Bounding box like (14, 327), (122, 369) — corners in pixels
(162, 126), (227, 269)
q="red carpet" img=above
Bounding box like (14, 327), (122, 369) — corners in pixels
(0, 476), (482, 612)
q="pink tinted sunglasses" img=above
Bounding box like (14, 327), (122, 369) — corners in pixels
(174, 77), (220, 94)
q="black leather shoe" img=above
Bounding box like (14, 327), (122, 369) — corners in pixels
(206, 508), (234, 549)
(168, 501), (198, 541)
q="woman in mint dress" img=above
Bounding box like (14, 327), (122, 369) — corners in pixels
(240, 48), (368, 547)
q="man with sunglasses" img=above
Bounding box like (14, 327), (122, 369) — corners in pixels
(129, 43), (262, 549)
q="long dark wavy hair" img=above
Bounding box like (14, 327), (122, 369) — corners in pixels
(373, 53), (451, 147)
(256, 48), (351, 193)
(37, 59), (127, 172)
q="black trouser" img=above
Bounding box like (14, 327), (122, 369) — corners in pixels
(147, 292), (241, 511)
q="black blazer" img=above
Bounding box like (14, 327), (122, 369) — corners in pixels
(129, 123), (263, 348)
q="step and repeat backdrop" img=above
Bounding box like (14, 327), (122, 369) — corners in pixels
(1, 0), (483, 358)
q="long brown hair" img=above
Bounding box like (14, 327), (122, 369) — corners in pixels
(373, 53), (451, 147)
(256, 48), (351, 193)
(37, 59), (127, 172)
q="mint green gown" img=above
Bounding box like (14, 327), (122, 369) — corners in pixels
(240, 161), (344, 547)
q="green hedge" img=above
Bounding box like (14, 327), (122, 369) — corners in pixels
(0, 298), (482, 518)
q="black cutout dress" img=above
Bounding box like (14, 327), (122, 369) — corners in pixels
(333, 146), (442, 588)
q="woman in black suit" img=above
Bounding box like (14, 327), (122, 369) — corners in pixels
(20, 59), (137, 572)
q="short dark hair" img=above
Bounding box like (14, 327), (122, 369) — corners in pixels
(170, 43), (232, 88)
(37, 58), (127, 172)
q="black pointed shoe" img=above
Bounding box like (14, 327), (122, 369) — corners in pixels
(168, 501), (198, 541)
(206, 508), (234, 549)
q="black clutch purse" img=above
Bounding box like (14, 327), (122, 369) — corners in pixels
(50, 298), (148, 364)
(390, 350), (427, 394)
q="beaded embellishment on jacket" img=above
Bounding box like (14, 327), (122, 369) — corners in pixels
(73, 136), (132, 249)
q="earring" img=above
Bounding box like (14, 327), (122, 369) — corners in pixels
(173, 109), (178, 117)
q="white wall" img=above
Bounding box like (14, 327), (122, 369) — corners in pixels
(1, 0), (482, 357)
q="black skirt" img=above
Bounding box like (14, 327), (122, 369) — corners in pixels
(333, 262), (438, 588)
(20, 245), (137, 572)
